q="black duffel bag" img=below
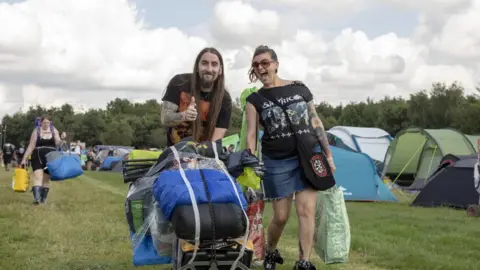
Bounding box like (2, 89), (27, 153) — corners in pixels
(172, 203), (247, 241)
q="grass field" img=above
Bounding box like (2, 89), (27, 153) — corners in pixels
(1, 170), (480, 270)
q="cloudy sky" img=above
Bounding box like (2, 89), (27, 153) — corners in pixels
(0, 0), (479, 118)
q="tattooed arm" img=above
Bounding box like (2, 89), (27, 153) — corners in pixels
(160, 101), (186, 127)
(307, 100), (332, 157)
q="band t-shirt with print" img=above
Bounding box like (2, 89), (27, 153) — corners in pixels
(162, 73), (232, 146)
(246, 82), (315, 160)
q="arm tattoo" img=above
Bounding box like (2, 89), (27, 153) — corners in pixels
(160, 101), (185, 127)
(307, 101), (331, 156)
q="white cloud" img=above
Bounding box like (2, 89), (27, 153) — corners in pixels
(210, 0), (281, 47)
(246, 0), (371, 15)
(0, 0), (479, 119)
(430, 2), (480, 60)
(0, 0), (208, 94)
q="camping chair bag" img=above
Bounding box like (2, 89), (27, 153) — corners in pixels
(172, 203), (247, 241)
(12, 167), (30, 192)
(46, 150), (83, 181)
(245, 188), (266, 263)
(314, 185), (351, 264)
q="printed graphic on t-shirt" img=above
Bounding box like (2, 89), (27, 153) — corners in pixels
(260, 94), (310, 139)
(168, 92), (211, 145)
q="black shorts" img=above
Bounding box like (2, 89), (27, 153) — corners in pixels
(3, 154), (12, 165)
(31, 148), (55, 173)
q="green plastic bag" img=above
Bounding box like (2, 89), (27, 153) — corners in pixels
(237, 167), (261, 190)
(314, 185), (351, 264)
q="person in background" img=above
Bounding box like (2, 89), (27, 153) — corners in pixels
(2, 142), (15, 171)
(21, 115), (63, 205)
(160, 47), (232, 146)
(74, 140), (81, 155)
(227, 144), (235, 153)
(86, 147), (95, 171)
(245, 45), (336, 270)
(61, 131), (67, 141)
(108, 146), (114, 156)
(15, 142), (26, 167)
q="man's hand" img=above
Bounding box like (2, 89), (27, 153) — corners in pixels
(184, 97), (198, 121)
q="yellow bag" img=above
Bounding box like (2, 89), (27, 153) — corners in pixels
(12, 167), (30, 192)
(237, 167), (261, 190)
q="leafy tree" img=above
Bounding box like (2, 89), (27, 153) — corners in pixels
(2, 81), (480, 148)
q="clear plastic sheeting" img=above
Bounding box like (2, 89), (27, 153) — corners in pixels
(128, 197), (175, 258)
(125, 141), (257, 269)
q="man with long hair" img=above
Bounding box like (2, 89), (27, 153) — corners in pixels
(161, 47), (232, 145)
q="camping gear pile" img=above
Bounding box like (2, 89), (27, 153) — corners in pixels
(124, 140), (263, 269)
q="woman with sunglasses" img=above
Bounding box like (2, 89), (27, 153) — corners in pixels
(245, 45), (336, 270)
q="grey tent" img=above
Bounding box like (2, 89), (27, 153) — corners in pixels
(411, 157), (479, 209)
(409, 154), (477, 190)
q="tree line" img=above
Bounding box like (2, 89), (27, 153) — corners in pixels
(1, 82), (479, 148)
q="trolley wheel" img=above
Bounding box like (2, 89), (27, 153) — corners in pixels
(467, 205), (479, 217)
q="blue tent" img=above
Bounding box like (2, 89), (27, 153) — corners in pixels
(331, 146), (397, 202)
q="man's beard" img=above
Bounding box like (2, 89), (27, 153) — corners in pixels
(201, 80), (214, 89)
(200, 73), (215, 90)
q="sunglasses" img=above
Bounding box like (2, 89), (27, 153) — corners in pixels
(251, 59), (273, 69)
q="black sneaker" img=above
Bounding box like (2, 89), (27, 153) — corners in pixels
(293, 260), (316, 270)
(264, 249), (284, 270)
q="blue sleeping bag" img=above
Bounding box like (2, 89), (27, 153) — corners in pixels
(153, 169), (248, 220)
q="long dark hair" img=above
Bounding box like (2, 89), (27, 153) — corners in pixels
(248, 45), (279, 83)
(191, 47), (231, 142)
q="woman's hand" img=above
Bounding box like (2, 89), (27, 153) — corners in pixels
(20, 159), (27, 168)
(326, 155), (336, 174)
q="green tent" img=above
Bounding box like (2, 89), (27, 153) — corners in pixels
(383, 128), (476, 185)
(466, 135), (480, 151)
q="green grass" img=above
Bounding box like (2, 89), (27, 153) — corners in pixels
(0, 170), (479, 270)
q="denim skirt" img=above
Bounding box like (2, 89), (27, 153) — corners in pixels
(262, 154), (308, 200)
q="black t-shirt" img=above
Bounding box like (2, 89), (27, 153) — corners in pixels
(162, 73), (232, 146)
(246, 82), (315, 160)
